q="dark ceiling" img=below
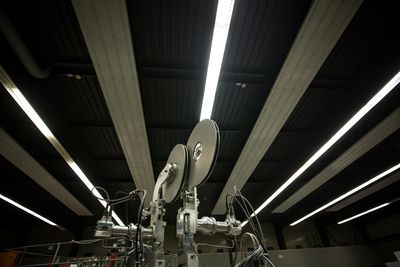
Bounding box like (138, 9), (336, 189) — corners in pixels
(0, 0), (399, 240)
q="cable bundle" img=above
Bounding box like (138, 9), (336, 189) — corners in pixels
(92, 186), (148, 266)
(126, 244), (153, 266)
(226, 187), (276, 267)
(234, 233), (275, 267)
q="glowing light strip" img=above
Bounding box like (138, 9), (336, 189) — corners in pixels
(241, 71), (400, 227)
(290, 163), (400, 226)
(4, 86), (125, 226)
(199, 0), (235, 120)
(337, 203), (390, 224)
(0, 193), (58, 226)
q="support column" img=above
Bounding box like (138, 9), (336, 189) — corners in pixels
(273, 223), (286, 250)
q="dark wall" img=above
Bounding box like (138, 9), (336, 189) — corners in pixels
(365, 214), (400, 262)
(0, 229), (25, 250)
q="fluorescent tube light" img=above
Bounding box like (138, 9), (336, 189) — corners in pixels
(290, 163), (400, 226)
(4, 86), (125, 226)
(199, 0), (235, 120)
(337, 202), (390, 224)
(0, 193), (58, 226)
(241, 71), (400, 227)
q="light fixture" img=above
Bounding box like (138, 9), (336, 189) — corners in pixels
(337, 202), (390, 225)
(240, 71), (400, 227)
(290, 162), (400, 226)
(199, 0), (235, 120)
(2, 73), (125, 226)
(0, 193), (58, 226)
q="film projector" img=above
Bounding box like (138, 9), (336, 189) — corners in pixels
(94, 119), (242, 267)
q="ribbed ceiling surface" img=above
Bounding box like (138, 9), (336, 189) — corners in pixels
(0, 0), (399, 241)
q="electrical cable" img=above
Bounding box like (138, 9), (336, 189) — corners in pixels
(95, 186), (110, 201)
(262, 255), (276, 267)
(237, 195), (265, 242)
(92, 187), (146, 266)
(227, 198), (277, 266)
(186, 235), (209, 267)
(92, 187), (136, 204)
(225, 187), (277, 266)
(234, 233), (265, 267)
(227, 191), (262, 266)
(126, 245), (153, 267)
(134, 189), (146, 267)
(230, 194), (266, 252)
(229, 187), (267, 253)
(72, 240), (95, 245)
(234, 189), (264, 239)
(230, 235), (239, 267)
(197, 242), (234, 249)
(113, 191), (131, 226)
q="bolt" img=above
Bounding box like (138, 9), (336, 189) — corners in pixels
(193, 142), (202, 161)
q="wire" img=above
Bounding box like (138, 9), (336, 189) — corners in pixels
(95, 186), (110, 201)
(225, 187), (277, 266)
(231, 195), (265, 250)
(229, 187), (267, 253)
(186, 235), (209, 267)
(230, 235), (239, 267)
(92, 186), (136, 204)
(226, 192), (237, 217)
(234, 188), (264, 238)
(126, 245), (153, 267)
(134, 189), (146, 266)
(197, 242), (234, 249)
(262, 255), (276, 267)
(92, 187), (139, 223)
(73, 238), (100, 245)
(92, 187), (147, 266)
(113, 191), (131, 226)
(225, 186), (275, 267)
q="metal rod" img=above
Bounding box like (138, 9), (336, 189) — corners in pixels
(8, 238), (106, 250)
(7, 250), (61, 258)
(16, 248), (26, 265)
(51, 243), (60, 264)
(14, 258), (124, 267)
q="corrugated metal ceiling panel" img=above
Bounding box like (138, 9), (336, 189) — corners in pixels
(79, 127), (124, 159)
(128, 0), (217, 69)
(147, 128), (191, 160)
(3, 0), (90, 63)
(141, 79), (202, 128)
(207, 162), (235, 183)
(284, 88), (343, 131)
(91, 160), (131, 181)
(223, 0), (312, 73)
(248, 161), (280, 183)
(54, 76), (112, 124)
(318, 0), (397, 80)
(262, 132), (300, 161)
(219, 130), (249, 161)
(212, 82), (270, 129)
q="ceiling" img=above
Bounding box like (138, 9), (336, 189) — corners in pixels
(0, 0), (399, 238)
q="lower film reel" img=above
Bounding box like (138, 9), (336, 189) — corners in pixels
(162, 144), (189, 203)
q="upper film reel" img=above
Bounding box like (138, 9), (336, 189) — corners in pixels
(185, 119), (220, 187)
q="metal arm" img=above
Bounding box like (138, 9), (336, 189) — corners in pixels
(176, 186), (242, 267)
(94, 163), (177, 267)
(197, 216), (241, 236)
(94, 216), (153, 239)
